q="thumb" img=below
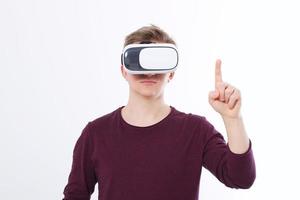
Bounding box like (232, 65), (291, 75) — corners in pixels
(209, 90), (219, 100)
(208, 90), (219, 105)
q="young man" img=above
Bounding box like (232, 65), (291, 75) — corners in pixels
(62, 25), (256, 200)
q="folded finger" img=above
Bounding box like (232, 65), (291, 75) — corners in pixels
(228, 90), (241, 109)
(224, 85), (235, 103)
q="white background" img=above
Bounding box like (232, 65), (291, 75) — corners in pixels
(1, 0), (300, 199)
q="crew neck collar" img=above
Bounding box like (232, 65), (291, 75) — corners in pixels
(118, 105), (176, 130)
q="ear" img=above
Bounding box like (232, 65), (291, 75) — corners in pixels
(120, 65), (127, 79)
(168, 72), (175, 81)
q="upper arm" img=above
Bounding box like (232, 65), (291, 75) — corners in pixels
(63, 122), (98, 200)
(200, 117), (256, 189)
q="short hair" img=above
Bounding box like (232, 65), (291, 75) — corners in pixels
(123, 24), (177, 47)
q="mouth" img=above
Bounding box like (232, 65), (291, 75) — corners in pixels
(140, 80), (158, 84)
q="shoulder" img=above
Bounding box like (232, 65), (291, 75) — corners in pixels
(74, 107), (121, 147)
(87, 107), (121, 131)
(171, 106), (209, 128)
(178, 109), (221, 142)
(171, 107), (218, 145)
(172, 106), (205, 121)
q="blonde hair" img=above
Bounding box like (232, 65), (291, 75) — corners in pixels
(123, 24), (176, 47)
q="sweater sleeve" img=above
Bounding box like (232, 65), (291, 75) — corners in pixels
(63, 122), (97, 200)
(200, 117), (256, 189)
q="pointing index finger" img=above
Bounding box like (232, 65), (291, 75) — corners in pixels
(215, 59), (222, 87)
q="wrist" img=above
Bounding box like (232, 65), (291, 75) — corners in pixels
(222, 114), (242, 122)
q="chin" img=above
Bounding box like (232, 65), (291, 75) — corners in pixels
(138, 88), (163, 98)
(139, 91), (159, 98)
(130, 85), (164, 98)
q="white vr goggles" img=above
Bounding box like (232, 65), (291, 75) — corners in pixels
(121, 43), (179, 74)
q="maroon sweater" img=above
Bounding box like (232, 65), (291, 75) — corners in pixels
(62, 106), (256, 200)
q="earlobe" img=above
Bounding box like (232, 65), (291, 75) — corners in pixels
(169, 72), (175, 80)
(121, 65), (130, 82)
(121, 65), (126, 78)
(167, 74), (173, 83)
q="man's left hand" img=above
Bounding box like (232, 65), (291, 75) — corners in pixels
(208, 59), (242, 119)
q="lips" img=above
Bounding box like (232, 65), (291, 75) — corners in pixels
(140, 80), (158, 84)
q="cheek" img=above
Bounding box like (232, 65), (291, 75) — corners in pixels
(162, 76), (169, 83)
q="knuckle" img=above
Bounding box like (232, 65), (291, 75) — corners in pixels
(225, 88), (232, 95)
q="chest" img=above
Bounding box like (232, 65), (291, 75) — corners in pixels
(93, 128), (203, 184)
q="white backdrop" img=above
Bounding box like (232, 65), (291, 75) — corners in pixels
(1, 0), (299, 199)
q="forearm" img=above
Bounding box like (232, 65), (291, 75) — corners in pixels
(222, 115), (250, 154)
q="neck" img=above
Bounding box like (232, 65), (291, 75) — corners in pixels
(124, 90), (169, 115)
(121, 89), (171, 127)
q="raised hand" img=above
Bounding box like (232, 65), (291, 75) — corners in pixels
(208, 59), (242, 118)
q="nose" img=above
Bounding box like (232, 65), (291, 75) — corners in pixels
(139, 73), (158, 79)
(146, 73), (156, 76)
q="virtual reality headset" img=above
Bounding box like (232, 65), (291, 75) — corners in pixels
(121, 43), (179, 74)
